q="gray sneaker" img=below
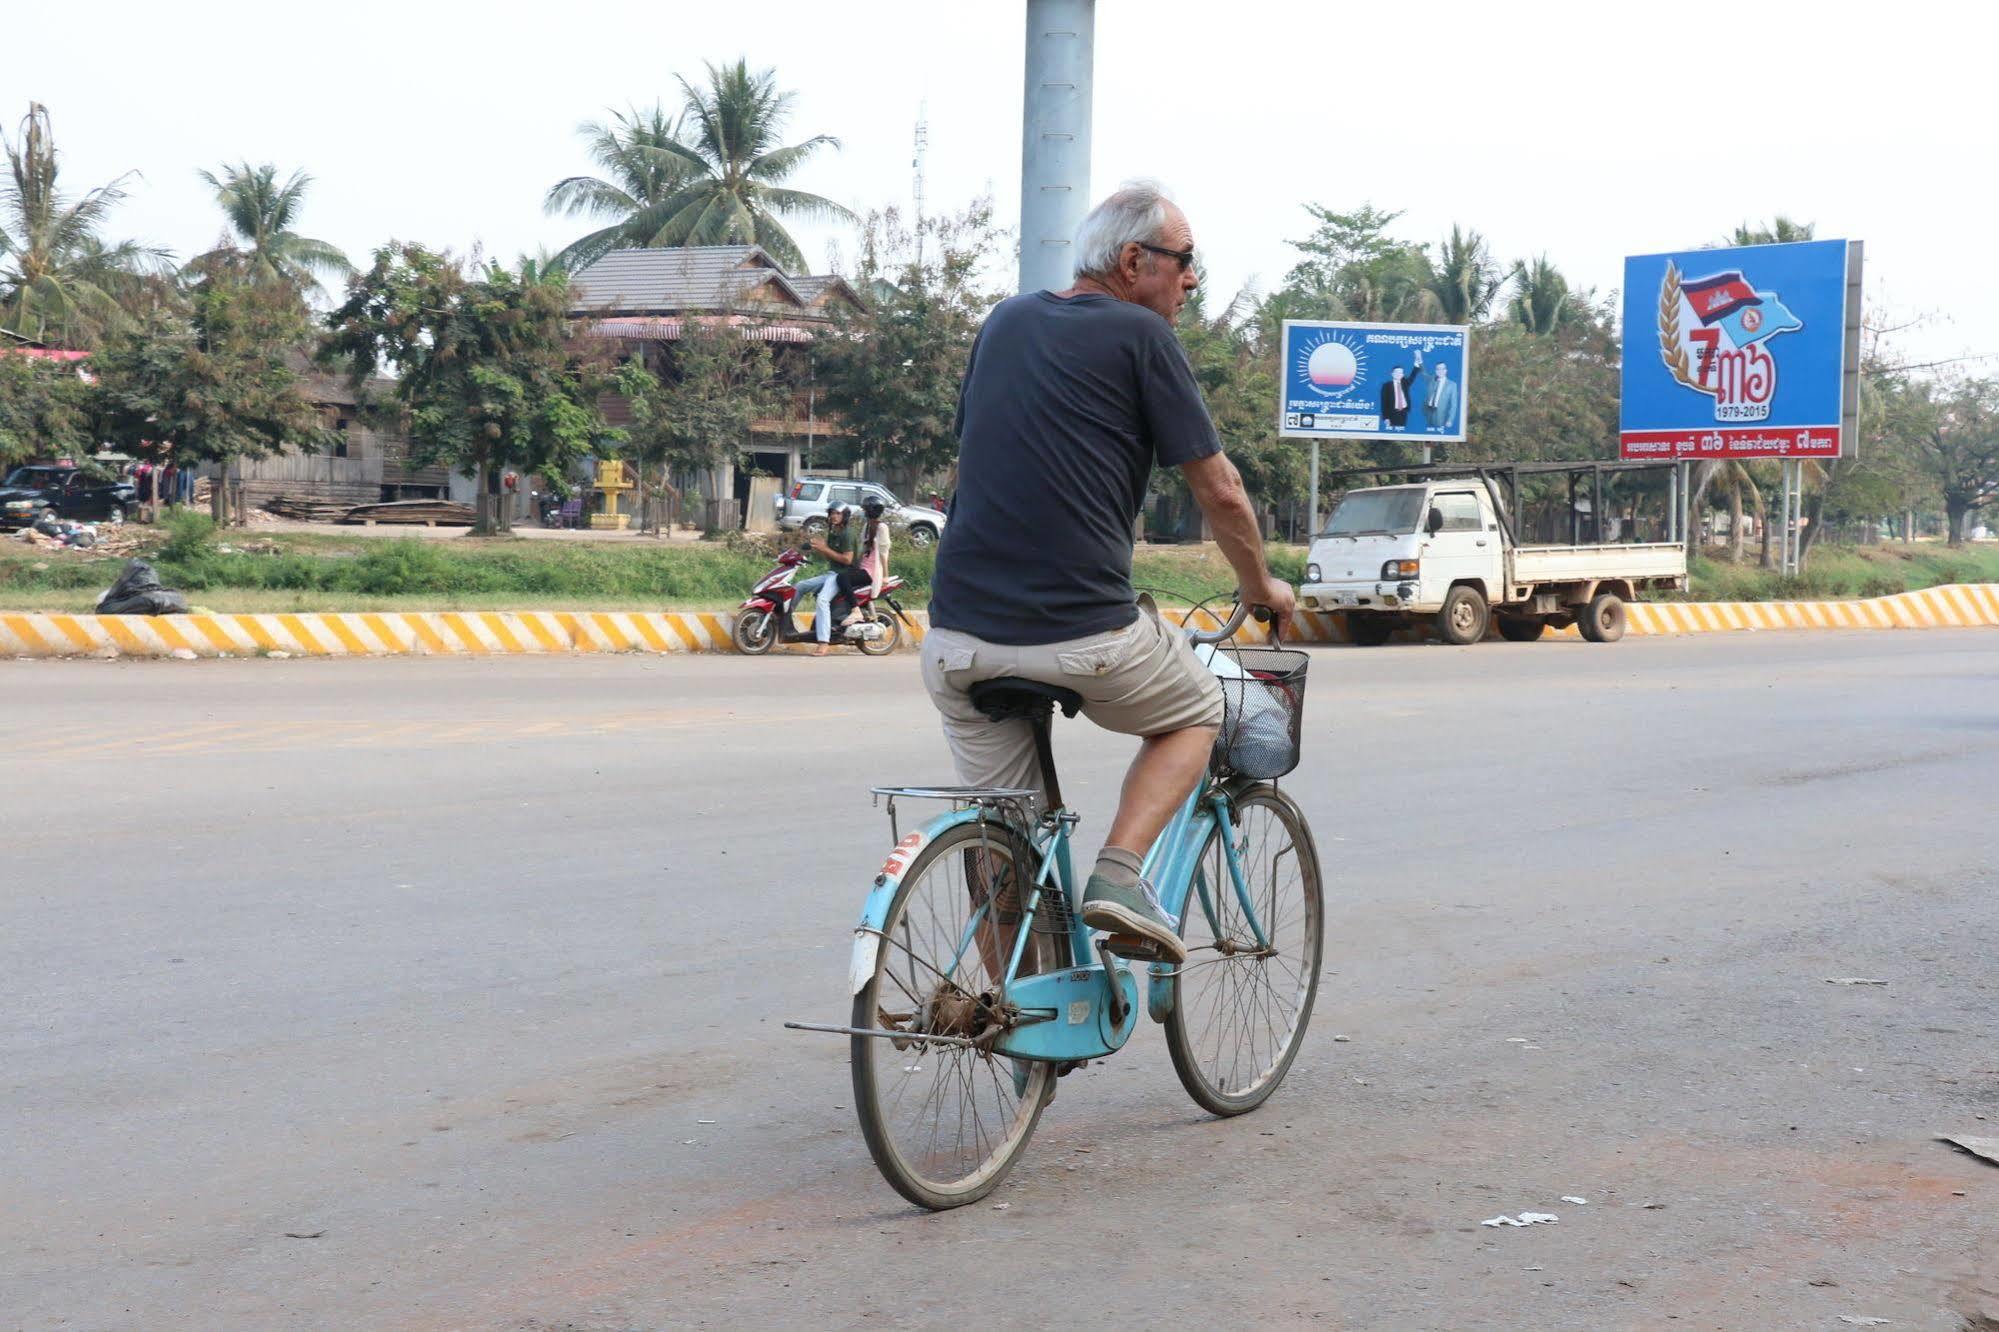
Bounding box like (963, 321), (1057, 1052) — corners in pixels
(1081, 874), (1187, 963)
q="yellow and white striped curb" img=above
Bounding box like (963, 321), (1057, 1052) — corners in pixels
(0, 609), (748, 658)
(1, 586), (1994, 658)
(1612, 583), (1999, 634)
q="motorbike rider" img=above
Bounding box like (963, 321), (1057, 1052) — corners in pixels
(823, 496), (892, 656)
(795, 502), (857, 648)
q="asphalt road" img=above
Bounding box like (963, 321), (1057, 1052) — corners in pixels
(6, 631), (1999, 1330)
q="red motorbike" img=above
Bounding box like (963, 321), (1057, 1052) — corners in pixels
(733, 547), (916, 657)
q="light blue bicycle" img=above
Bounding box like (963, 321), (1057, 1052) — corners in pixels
(789, 602), (1323, 1210)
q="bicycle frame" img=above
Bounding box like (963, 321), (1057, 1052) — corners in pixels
(847, 773), (1270, 1063)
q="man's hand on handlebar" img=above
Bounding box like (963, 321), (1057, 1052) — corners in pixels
(1247, 576), (1296, 641)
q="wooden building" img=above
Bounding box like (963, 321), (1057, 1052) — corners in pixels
(567, 246), (864, 529)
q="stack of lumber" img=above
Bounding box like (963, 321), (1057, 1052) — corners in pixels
(264, 496), (354, 522)
(339, 500), (476, 527)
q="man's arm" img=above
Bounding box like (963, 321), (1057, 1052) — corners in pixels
(1180, 451), (1295, 637)
(809, 537), (854, 565)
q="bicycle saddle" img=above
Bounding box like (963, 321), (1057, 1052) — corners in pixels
(968, 678), (1083, 723)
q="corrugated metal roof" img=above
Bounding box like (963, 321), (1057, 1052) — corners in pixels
(568, 246), (809, 314)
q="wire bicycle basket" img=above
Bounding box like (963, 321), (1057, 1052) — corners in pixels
(1205, 643), (1309, 780)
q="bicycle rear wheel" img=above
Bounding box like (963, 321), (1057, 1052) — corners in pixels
(851, 819), (1071, 1209)
(1165, 784), (1323, 1115)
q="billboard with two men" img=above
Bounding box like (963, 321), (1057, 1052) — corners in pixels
(1279, 321), (1469, 443)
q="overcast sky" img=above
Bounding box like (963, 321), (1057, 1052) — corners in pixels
(12, 0), (1995, 369)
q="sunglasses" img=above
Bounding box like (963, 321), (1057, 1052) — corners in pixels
(1136, 241), (1196, 271)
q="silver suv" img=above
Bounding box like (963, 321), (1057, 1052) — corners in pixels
(774, 476), (946, 549)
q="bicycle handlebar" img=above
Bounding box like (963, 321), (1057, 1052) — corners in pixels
(1185, 599), (1274, 646)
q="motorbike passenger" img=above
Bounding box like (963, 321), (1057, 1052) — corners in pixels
(822, 496), (892, 657)
(794, 502), (858, 647)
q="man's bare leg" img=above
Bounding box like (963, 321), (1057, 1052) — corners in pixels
(1104, 724), (1219, 857)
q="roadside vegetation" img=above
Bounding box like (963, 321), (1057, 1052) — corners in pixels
(1, 514), (1993, 614)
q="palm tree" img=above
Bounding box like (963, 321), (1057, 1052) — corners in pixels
(544, 105), (702, 272)
(1429, 225), (1502, 324)
(1508, 255), (1571, 334)
(0, 102), (168, 348)
(1726, 216), (1814, 246)
(549, 62), (853, 273)
(190, 162), (351, 295)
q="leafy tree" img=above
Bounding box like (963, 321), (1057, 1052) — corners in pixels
(321, 244), (606, 533)
(1454, 305), (1621, 468)
(1904, 377), (1999, 545)
(1272, 203), (1436, 325)
(188, 162), (351, 297)
(813, 199), (1006, 478)
(0, 103), (168, 348)
(613, 316), (782, 533)
(0, 352), (93, 464)
(547, 62), (854, 273)
(95, 280), (328, 520)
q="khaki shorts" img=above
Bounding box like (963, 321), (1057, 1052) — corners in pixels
(921, 604), (1224, 803)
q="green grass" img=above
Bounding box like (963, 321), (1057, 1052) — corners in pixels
(0, 518), (1292, 613)
(1, 516), (1989, 613)
(1680, 543), (1999, 602)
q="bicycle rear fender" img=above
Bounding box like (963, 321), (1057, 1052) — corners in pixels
(850, 806), (988, 995)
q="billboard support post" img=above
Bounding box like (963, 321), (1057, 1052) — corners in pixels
(1308, 439), (1319, 540)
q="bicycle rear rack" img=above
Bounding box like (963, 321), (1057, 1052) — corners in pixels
(869, 785), (1040, 843)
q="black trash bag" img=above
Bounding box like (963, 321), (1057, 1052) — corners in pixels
(97, 558), (190, 616)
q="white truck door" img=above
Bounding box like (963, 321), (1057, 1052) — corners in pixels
(1420, 490), (1496, 600)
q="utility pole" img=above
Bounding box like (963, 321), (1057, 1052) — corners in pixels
(912, 102), (928, 268)
(1018, 0), (1094, 294)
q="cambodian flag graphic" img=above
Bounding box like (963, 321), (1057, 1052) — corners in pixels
(1682, 270), (1802, 348)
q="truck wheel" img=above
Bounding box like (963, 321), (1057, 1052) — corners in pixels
(1435, 586), (1488, 646)
(1347, 615), (1394, 647)
(1496, 615), (1546, 642)
(1578, 592), (1627, 643)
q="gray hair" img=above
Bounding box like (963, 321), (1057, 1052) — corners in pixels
(1073, 179), (1173, 280)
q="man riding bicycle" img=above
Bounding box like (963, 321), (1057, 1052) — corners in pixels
(924, 180), (1295, 965)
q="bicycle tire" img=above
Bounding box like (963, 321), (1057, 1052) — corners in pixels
(851, 819), (1070, 1209)
(1164, 784), (1324, 1116)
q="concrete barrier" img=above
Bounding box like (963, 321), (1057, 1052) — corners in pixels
(2, 586), (1995, 659)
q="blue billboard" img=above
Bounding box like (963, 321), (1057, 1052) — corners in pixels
(1621, 238), (1860, 460)
(1279, 321), (1469, 443)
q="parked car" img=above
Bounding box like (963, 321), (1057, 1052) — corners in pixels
(0, 466), (139, 530)
(773, 476), (945, 548)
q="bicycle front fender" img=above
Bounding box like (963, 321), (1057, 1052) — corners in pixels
(849, 805), (989, 996)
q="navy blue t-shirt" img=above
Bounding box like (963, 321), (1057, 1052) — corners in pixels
(928, 291), (1222, 645)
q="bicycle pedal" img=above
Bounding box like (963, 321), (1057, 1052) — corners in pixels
(1099, 933), (1167, 962)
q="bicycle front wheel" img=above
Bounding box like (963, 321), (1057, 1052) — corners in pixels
(1165, 784), (1323, 1115)
(851, 819), (1071, 1210)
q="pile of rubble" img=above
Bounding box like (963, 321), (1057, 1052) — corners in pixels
(12, 518), (150, 557)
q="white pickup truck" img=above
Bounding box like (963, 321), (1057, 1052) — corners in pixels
(1299, 478), (1687, 645)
